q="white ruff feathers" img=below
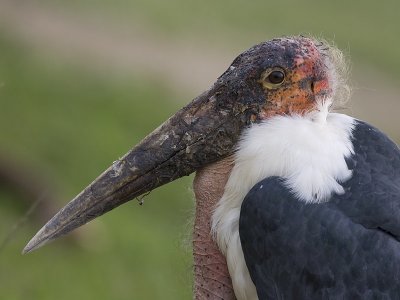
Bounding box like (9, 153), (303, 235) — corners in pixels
(211, 105), (355, 300)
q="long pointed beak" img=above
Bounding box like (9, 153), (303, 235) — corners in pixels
(23, 78), (253, 254)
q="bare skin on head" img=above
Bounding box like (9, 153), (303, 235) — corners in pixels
(259, 39), (332, 119)
(193, 157), (236, 300)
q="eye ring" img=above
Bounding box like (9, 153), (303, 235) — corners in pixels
(260, 68), (286, 89)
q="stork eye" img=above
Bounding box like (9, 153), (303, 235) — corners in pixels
(268, 71), (285, 84)
(260, 68), (286, 89)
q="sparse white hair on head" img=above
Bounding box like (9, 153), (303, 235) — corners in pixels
(317, 38), (351, 108)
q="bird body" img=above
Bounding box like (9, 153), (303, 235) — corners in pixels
(212, 109), (355, 299)
(240, 120), (400, 299)
(213, 108), (400, 299)
(23, 36), (400, 300)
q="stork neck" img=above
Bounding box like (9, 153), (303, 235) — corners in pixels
(193, 157), (236, 300)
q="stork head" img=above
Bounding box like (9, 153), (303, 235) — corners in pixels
(23, 36), (348, 253)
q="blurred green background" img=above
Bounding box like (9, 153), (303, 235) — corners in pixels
(0, 1), (399, 299)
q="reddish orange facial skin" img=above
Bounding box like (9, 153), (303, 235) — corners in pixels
(259, 38), (333, 119)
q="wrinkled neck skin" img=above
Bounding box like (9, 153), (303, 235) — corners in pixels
(193, 157), (236, 300)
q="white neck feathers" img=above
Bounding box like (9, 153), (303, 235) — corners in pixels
(235, 112), (355, 204)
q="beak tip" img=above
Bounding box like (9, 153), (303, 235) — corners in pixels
(22, 226), (51, 255)
(22, 241), (36, 255)
(21, 244), (33, 255)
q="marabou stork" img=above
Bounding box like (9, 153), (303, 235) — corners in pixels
(24, 36), (400, 299)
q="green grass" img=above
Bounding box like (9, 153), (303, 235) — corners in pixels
(42, 0), (400, 78)
(0, 33), (193, 299)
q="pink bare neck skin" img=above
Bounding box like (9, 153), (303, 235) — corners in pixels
(193, 157), (236, 300)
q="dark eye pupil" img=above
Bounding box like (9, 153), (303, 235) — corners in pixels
(268, 71), (285, 84)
